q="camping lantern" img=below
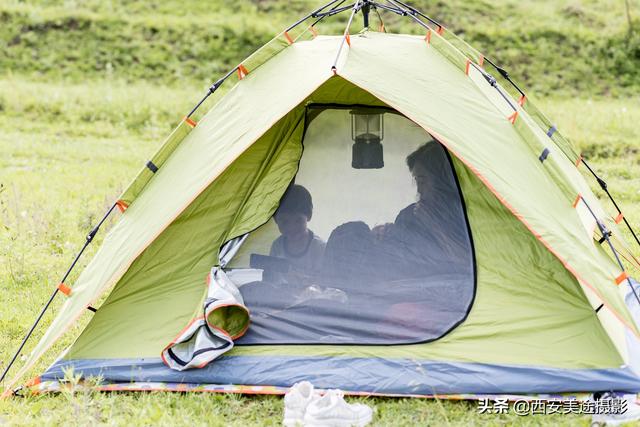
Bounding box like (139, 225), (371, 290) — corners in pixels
(350, 109), (384, 169)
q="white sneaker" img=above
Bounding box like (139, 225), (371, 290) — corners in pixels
(283, 381), (320, 426)
(591, 393), (640, 426)
(303, 389), (373, 427)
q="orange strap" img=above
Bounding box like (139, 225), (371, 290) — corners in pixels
(437, 25), (444, 35)
(465, 59), (471, 76)
(57, 283), (72, 296)
(183, 116), (197, 128)
(518, 95), (526, 106)
(425, 29), (431, 44)
(575, 154), (583, 167)
(115, 199), (129, 213)
(345, 33), (351, 47)
(508, 111), (519, 124)
(379, 22), (385, 32)
(478, 54), (485, 67)
(572, 194), (582, 208)
(614, 212), (624, 224)
(237, 64), (249, 80)
(25, 376), (42, 387)
(309, 25), (318, 38)
(283, 31), (294, 45)
(615, 271), (629, 285)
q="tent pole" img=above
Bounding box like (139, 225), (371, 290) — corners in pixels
(383, 0), (519, 114)
(310, 0), (349, 27)
(185, 0), (346, 121)
(384, 0), (526, 98)
(362, 1), (370, 29)
(0, 202), (117, 385)
(285, 0), (345, 32)
(580, 158), (640, 249)
(579, 196), (640, 308)
(331, 1), (363, 72)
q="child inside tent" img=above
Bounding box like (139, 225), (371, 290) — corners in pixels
(269, 184), (326, 283)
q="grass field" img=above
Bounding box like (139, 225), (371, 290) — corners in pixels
(1, 0), (640, 425)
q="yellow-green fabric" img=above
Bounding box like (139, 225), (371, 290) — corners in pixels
(433, 25), (580, 163)
(12, 32), (638, 390)
(69, 151), (622, 369)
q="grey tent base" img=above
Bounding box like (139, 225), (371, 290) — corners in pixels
(42, 356), (640, 395)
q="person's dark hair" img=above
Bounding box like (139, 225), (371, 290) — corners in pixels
(275, 184), (313, 221)
(406, 141), (441, 170)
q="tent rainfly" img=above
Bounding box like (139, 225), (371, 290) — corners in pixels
(3, 0), (640, 398)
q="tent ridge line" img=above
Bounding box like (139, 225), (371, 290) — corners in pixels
(337, 75), (640, 341)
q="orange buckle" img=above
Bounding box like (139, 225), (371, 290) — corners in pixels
(572, 194), (582, 208)
(615, 271), (629, 285)
(283, 31), (294, 45)
(115, 199), (129, 213)
(614, 213), (624, 224)
(425, 29), (431, 44)
(575, 154), (583, 167)
(183, 116), (197, 128)
(508, 111), (519, 124)
(437, 25), (445, 35)
(478, 54), (485, 67)
(237, 64), (249, 80)
(57, 283), (72, 296)
(518, 95), (526, 106)
(345, 33), (351, 47)
(465, 59), (471, 76)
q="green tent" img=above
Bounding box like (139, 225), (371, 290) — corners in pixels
(4, 0), (640, 397)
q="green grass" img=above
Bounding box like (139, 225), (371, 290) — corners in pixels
(1, 0), (640, 95)
(1, 0), (640, 425)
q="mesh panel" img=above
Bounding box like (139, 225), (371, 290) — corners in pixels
(227, 107), (475, 344)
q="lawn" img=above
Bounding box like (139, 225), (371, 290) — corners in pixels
(1, 0), (640, 425)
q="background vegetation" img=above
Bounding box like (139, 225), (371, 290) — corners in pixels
(1, 0), (639, 425)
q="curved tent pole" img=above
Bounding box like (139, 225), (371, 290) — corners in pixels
(579, 158), (640, 250)
(186, 0), (346, 120)
(579, 196), (640, 308)
(0, 202), (118, 385)
(385, 0), (526, 99)
(382, 0), (519, 115)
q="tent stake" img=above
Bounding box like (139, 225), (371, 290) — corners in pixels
(0, 202), (117, 385)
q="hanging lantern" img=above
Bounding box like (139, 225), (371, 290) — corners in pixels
(350, 109), (384, 169)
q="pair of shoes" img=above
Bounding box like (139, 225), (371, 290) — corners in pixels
(590, 392), (640, 426)
(283, 382), (373, 427)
